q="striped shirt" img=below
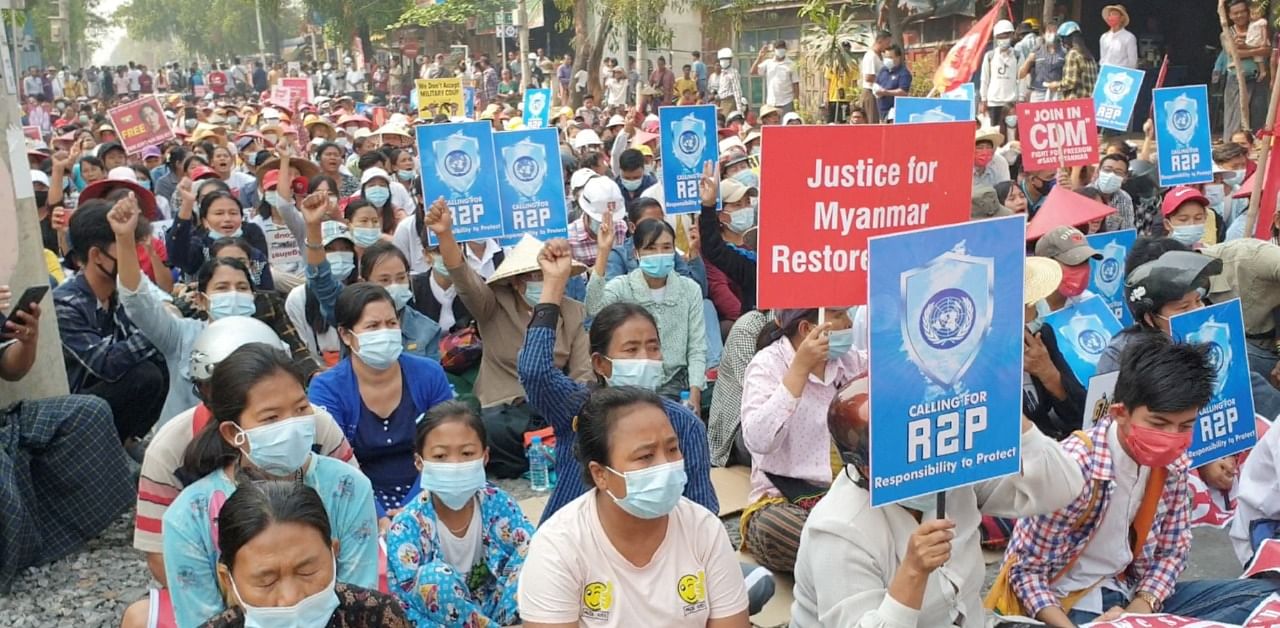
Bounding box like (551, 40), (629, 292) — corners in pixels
(708, 311), (771, 466)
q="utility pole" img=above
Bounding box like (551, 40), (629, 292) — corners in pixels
(0, 21), (68, 404)
(253, 0), (267, 64)
(517, 0), (529, 91)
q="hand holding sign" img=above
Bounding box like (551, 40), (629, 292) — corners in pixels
(1022, 330), (1054, 379)
(793, 322), (832, 373)
(51, 206), (71, 232)
(903, 519), (955, 577)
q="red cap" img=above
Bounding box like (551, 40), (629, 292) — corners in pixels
(190, 165), (218, 181)
(1161, 186), (1210, 217)
(262, 170), (307, 195)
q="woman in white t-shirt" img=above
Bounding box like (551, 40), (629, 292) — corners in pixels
(518, 387), (750, 628)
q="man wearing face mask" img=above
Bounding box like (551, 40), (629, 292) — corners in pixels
(1160, 186), (1214, 248)
(709, 48), (746, 115)
(973, 127), (1010, 187)
(1210, 143), (1250, 233)
(980, 20), (1022, 132)
(700, 173), (759, 312)
(1089, 153), (1134, 231)
(1020, 168), (1056, 215)
(1021, 21), (1065, 103)
(613, 148), (656, 204)
(751, 39), (800, 114)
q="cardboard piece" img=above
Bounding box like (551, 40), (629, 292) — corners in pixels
(711, 466), (752, 517)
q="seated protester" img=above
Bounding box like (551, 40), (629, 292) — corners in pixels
(1087, 153), (1135, 232)
(167, 188), (276, 290)
(1020, 168), (1056, 216)
(124, 317), (354, 628)
(1002, 335), (1280, 625)
(386, 148), (420, 212)
(425, 199), (592, 478)
(566, 176), (631, 267)
(1232, 414), (1280, 564)
(518, 387), (750, 627)
(792, 384), (1083, 627)
(517, 239), (716, 521)
(708, 310), (772, 467)
(248, 152), (312, 294)
(386, 401), (532, 626)
(77, 168), (175, 293)
(605, 196), (707, 290)
(308, 284), (453, 525)
(587, 218), (707, 403)
(207, 142), (257, 198)
(54, 199), (167, 446)
(393, 205), (505, 275)
(615, 147), (657, 204)
(740, 308), (865, 573)
(300, 194), (443, 359)
(699, 172), (758, 311)
(286, 221), (355, 366)
(972, 126), (1011, 188)
(200, 480), (411, 628)
(164, 343), (378, 628)
(1162, 186), (1217, 248)
(358, 167), (407, 235)
(0, 285), (133, 593)
(995, 179), (1029, 214)
(409, 245), (473, 334)
(346, 198), (389, 251)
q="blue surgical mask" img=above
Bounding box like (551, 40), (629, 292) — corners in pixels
(1096, 171), (1124, 195)
(523, 280), (543, 306)
(353, 328), (403, 369)
(139, 180), (152, 191)
(605, 357), (664, 390)
(1224, 169), (1245, 186)
(727, 206), (756, 233)
(208, 291), (255, 320)
(351, 227), (381, 248)
(1004, 114), (1018, 129)
(432, 257), (451, 279)
(638, 252), (675, 278)
(326, 251), (355, 281)
(1170, 223), (1206, 246)
(386, 282), (412, 311)
(827, 327), (855, 359)
(731, 169), (760, 190)
(264, 190), (281, 208)
(396, 170), (415, 182)
(606, 460), (687, 519)
(365, 185), (390, 206)
(1026, 298), (1052, 334)
(419, 459), (486, 511)
(230, 558), (340, 628)
(209, 227), (244, 240)
(232, 414), (316, 475)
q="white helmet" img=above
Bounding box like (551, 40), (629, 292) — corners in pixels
(323, 62), (332, 71)
(572, 129), (603, 150)
(189, 316), (287, 382)
(717, 48), (734, 60)
(994, 19), (1015, 36)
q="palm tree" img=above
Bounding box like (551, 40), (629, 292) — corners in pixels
(800, 0), (866, 78)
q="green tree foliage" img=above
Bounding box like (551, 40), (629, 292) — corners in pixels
(395, 0), (511, 44)
(5, 0), (109, 66)
(301, 0), (407, 53)
(115, 0), (299, 59)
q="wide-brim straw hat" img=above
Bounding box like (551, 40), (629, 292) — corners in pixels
(486, 234), (586, 285)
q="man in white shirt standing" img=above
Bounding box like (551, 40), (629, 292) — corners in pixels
(1099, 4), (1137, 68)
(860, 30), (892, 124)
(981, 20), (1022, 133)
(750, 39), (799, 114)
(709, 48), (746, 115)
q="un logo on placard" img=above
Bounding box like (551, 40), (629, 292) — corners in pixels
(1077, 329), (1107, 355)
(513, 155), (539, 182)
(918, 288), (976, 350)
(678, 130), (699, 155)
(1172, 109), (1193, 132)
(1099, 257), (1121, 283)
(445, 150), (472, 177)
(1207, 342), (1226, 371)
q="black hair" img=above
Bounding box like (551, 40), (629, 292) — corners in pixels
(198, 190), (243, 229)
(308, 174), (338, 195)
(130, 165), (153, 185)
(78, 155), (105, 172)
(345, 198), (376, 223)
(589, 302), (658, 357)
(1100, 152), (1129, 168)
(1213, 142), (1248, 164)
(413, 400), (487, 453)
(1126, 237), (1190, 275)
(756, 309), (820, 352)
(335, 282), (395, 337)
(627, 197), (663, 225)
(180, 344), (303, 480)
(196, 256), (253, 293)
(166, 146), (188, 171)
(358, 240), (410, 281)
(208, 236), (254, 261)
(618, 148), (644, 173)
(1065, 30), (1095, 61)
(993, 180), (1015, 205)
(360, 174), (396, 230)
(66, 199), (114, 263)
(886, 44), (905, 57)
(579, 151), (605, 173)
(314, 142), (344, 163)
(633, 217), (674, 252)
(217, 480), (332, 571)
(1113, 334), (1215, 415)
(357, 152), (385, 173)
(573, 386), (668, 484)
(876, 29), (893, 41)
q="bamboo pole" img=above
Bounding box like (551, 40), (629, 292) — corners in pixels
(1219, 0), (1251, 136)
(1243, 65), (1280, 240)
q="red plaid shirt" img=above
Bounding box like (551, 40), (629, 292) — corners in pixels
(1005, 416), (1192, 616)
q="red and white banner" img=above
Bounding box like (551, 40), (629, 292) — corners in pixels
(757, 122), (972, 308)
(1016, 98), (1100, 171)
(1188, 472), (1236, 529)
(280, 77), (313, 106)
(1244, 593), (1280, 627)
(22, 126), (41, 141)
(932, 0), (1009, 93)
(1082, 615), (1232, 627)
(269, 84), (296, 110)
(106, 94), (175, 155)
(1242, 540), (1280, 580)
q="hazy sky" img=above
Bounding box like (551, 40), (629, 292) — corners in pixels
(90, 0), (126, 66)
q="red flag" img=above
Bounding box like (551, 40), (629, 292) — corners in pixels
(932, 0), (1009, 94)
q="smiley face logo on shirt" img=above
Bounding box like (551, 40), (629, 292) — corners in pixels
(583, 581), (614, 612)
(677, 571), (708, 614)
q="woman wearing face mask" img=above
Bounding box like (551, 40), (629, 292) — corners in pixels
(169, 188), (276, 290)
(739, 307), (865, 574)
(287, 221), (357, 367)
(202, 480), (410, 628)
(1161, 186), (1214, 248)
(519, 239), (717, 522)
(250, 153), (313, 293)
(386, 401), (533, 626)
(308, 283), (454, 528)
(164, 344), (379, 628)
(1019, 255), (1089, 440)
(345, 199), (386, 250)
(518, 386), (749, 628)
(209, 144), (256, 192)
(130, 165), (172, 220)
(699, 168), (759, 311)
(359, 167), (405, 236)
(425, 199), (593, 479)
(388, 148), (418, 196)
(315, 142), (359, 197)
(588, 217), (707, 406)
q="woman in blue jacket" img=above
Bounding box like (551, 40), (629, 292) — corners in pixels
(309, 283), (454, 529)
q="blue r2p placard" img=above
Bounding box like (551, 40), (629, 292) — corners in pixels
(1042, 295), (1123, 385)
(1153, 85), (1213, 187)
(463, 87), (476, 119)
(942, 83), (976, 120)
(493, 127), (568, 241)
(1086, 229), (1136, 327)
(416, 121), (505, 244)
(1093, 64), (1145, 131)
(895, 97), (972, 125)
(660, 105), (719, 215)
(523, 88), (552, 129)
(867, 215), (1026, 507)
(1170, 298), (1258, 468)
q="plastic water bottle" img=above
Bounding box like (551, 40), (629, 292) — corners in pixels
(528, 436), (550, 492)
(680, 390), (698, 415)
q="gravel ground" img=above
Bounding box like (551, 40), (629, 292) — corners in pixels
(0, 475), (1243, 628)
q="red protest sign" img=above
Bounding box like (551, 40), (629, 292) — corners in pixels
(1086, 616), (1232, 627)
(757, 122), (972, 308)
(21, 126), (40, 141)
(1016, 98), (1100, 171)
(1244, 593), (1280, 627)
(269, 84), (295, 110)
(106, 95), (175, 155)
(280, 77), (312, 106)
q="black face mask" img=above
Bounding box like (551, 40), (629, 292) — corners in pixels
(95, 249), (118, 281)
(34, 190), (47, 208)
